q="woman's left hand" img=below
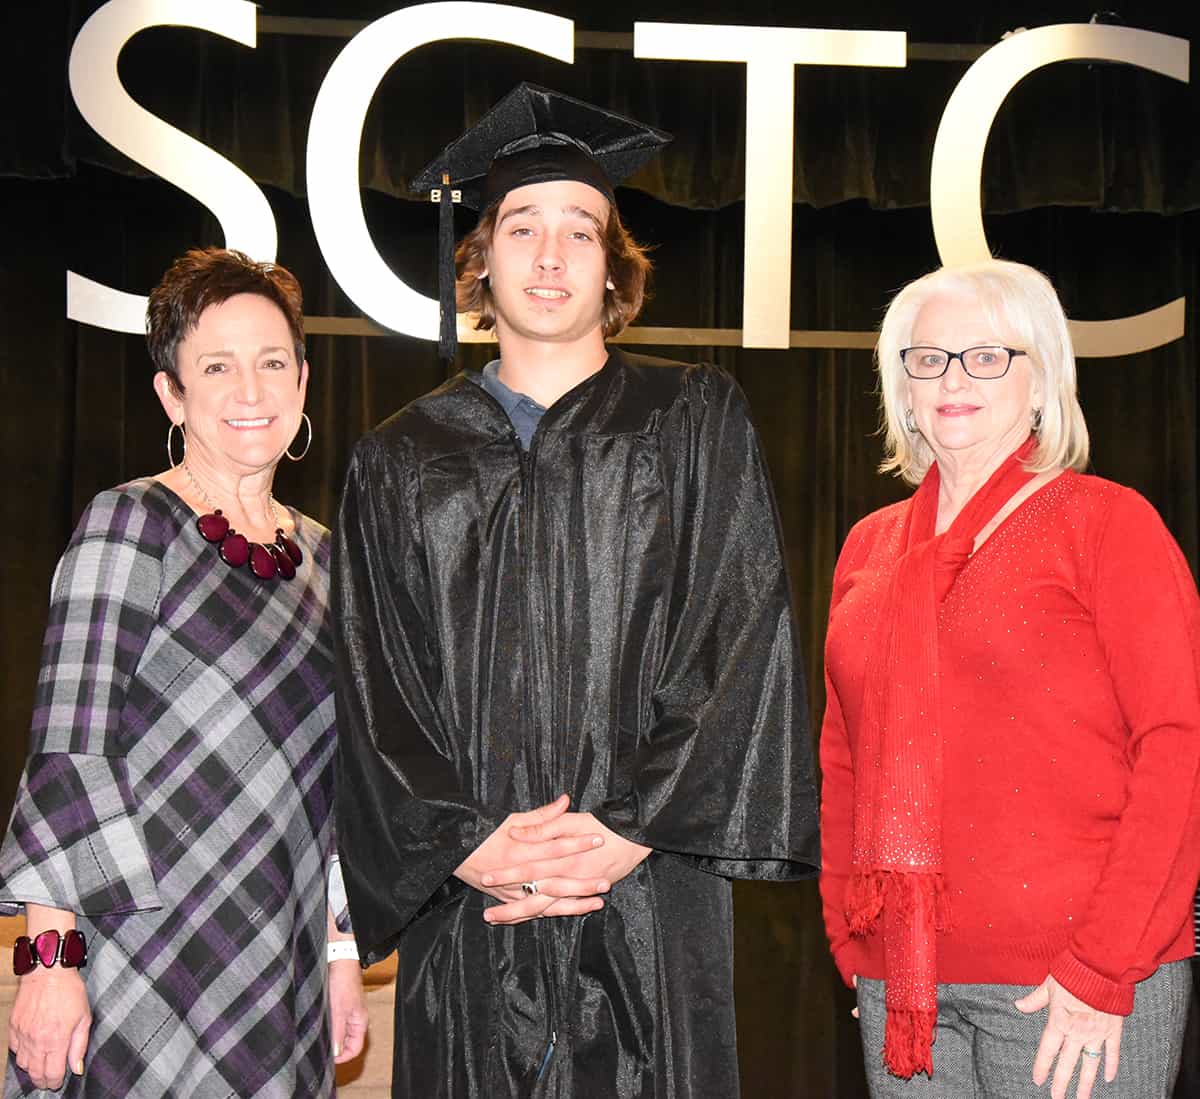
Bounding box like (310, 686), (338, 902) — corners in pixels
(1015, 976), (1122, 1099)
(328, 960), (368, 1064)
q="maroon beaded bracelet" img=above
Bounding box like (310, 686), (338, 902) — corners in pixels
(13, 929), (87, 975)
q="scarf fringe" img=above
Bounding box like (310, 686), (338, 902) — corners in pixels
(883, 1007), (936, 1079)
(845, 870), (953, 936)
(845, 869), (887, 935)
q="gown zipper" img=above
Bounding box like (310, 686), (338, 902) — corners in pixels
(515, 426), (562, 1087)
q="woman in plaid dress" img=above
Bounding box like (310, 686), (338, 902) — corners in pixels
(0, 249), (366, 1097)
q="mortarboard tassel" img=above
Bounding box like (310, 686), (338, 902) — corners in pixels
(437, 173), (457, 361)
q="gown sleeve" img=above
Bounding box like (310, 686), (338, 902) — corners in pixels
(592, 367), (820, 881)
(333, 432), (503, 964)
(0, 489), (163, 917)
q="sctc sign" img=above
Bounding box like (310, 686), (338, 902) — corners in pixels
(66, 1), (1189, 355)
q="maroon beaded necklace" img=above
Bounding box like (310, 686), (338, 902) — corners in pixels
(185, 464), (303, 581)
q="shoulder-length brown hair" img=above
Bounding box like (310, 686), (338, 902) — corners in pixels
(454, 200), (651, 338)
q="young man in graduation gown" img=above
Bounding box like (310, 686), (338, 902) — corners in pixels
(333, 84), (819, 1098)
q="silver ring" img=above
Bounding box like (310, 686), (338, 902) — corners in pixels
(521, 880), (540, 896)
(1081, 1048), (1102, 1058)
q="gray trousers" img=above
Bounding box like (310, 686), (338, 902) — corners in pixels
(856, 962), (1191, 1099)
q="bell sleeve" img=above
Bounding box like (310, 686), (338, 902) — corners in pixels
(327, 854), (352, 934)
(593, 367), (819, 881)
(0, 489), (163, 917)
(333, 432), (503, 964)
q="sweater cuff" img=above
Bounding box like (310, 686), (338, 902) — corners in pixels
(830, 938), (861, 989)
(1049, 950), (1135, 1016)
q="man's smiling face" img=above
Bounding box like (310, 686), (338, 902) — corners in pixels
(482, 178), (611, 352)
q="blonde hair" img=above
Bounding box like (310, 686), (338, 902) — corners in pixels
(877, 259), (1090, 484)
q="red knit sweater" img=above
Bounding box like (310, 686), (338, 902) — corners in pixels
(819, 470), (1200, 1015)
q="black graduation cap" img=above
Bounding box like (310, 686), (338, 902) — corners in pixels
(412, 83), (672, 359)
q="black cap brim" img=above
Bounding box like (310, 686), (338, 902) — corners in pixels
(411, 83), (671, 211)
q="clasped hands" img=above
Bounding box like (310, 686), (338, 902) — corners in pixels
(455, 794), (651, 925)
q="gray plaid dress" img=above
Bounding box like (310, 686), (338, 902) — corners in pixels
(0, 480), (338, 1098)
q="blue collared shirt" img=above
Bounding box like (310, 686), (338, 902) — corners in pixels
(476, 359), (547, 450)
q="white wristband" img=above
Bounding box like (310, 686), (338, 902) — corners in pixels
(327, 940), (359, 964)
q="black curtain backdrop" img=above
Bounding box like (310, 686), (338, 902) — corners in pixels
(2, 3), (1198, 1095)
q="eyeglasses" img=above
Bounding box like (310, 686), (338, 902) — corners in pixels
(900, 345), (1027, 380)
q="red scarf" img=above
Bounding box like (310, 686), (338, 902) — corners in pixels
(846, 438), (1037, 1077)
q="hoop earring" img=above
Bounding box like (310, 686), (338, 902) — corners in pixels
(903, 408), (917, 433)
(1031, 407), (1043, 433)
(286, 413), (313, 462)
(167, 421), (186, 468)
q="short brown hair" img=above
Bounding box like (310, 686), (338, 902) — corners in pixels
(146, 248), (305, 394)
(454, 200), (651, 338)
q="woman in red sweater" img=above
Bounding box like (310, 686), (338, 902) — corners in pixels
(820, 259), (1199, 1099)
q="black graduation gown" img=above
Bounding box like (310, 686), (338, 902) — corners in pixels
(333, 350), (819, 1098)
